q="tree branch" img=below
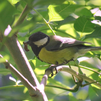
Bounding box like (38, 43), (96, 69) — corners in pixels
(13, 5), (31, 27)
(0, 55), (36, 91)
(5, 36), (38, 86)
(41, 65), (101, 89)
(0, 54), (48, 101)
(62, 66), (101, 88)
(4, 35), (48, 101)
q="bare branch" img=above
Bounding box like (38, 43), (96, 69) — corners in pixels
(0, 54), (48, 101)
(0, 54), (36, 91)
(41, 65), (101, 89)
(5, 36), (39, 86)
(62, 66), (101, 88)
(4, 35), (48, 101)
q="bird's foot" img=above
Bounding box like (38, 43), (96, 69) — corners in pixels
(45, 65), (58, 77)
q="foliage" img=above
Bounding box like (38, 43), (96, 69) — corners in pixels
(0, 0), (101, 101)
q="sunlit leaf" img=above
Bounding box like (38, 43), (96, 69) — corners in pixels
(68, 92), (78, 101)
(89, 0), (101, 6)
(76, 89), (88, 100)
(0, 55), (9, 63)
(48, 3), (83, 22)
(8, 0), (20, 5)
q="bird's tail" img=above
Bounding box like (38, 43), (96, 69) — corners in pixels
(89, 47), (101, 51)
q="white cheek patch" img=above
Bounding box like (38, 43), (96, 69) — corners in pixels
(33, 37), (48, 47)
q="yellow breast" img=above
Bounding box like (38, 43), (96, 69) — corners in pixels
(38, 47), (76, 65)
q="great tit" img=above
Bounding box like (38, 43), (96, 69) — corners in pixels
(26, 32), (101, 65)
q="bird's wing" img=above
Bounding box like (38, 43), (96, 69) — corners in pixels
(45, 35), (91, 51)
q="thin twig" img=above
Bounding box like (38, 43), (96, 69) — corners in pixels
(62, 65), (101, 88)
(33, 8), (56, 35)
(0, 54), (36, 91)
(0, 54), (48, 101)
(13, 5), (31, 27)
(41, 65), (101, 89)
(10, 4), (33, 36)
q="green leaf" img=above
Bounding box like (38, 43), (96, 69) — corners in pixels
(76, 90), (88, 100)
(75, 8), (93, 16)
(85, 26), (101, 38)
(74, 16), (95, 32)
(0, 85), (29, 100)
(0, 68), (11, 75)
(95, 16), (101, 21)
(68, 92), (78, 101)
(89, 85), (101, 101)
(48, 3), (83, 22)
(55, 16), (76, 28)
(85, 0), (90, 2)
(29, 24), (49, 34)
(34, 0), (66, 6)
(47, 78), (69, 90)
(8, 0), (20, 5)
(0, 55), (9, 63)
(23, 0), (33, 5)
(89, 0), (101, 6)
(0, 0), (16, 32)
(29, 59), (35, 70)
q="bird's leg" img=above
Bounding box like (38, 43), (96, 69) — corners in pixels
(45, 64), (58, 77)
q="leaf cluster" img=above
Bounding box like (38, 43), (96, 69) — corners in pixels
(0, 0), (101, 101)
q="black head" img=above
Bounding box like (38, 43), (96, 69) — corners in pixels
(28, 32), (49, 47)
(27, 32), (50, 56)
(29, 32), (48, 41)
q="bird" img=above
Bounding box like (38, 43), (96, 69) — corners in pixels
(26, 32), (101, 68)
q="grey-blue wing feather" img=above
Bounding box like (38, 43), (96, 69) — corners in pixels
(45, 35), (91, 51)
